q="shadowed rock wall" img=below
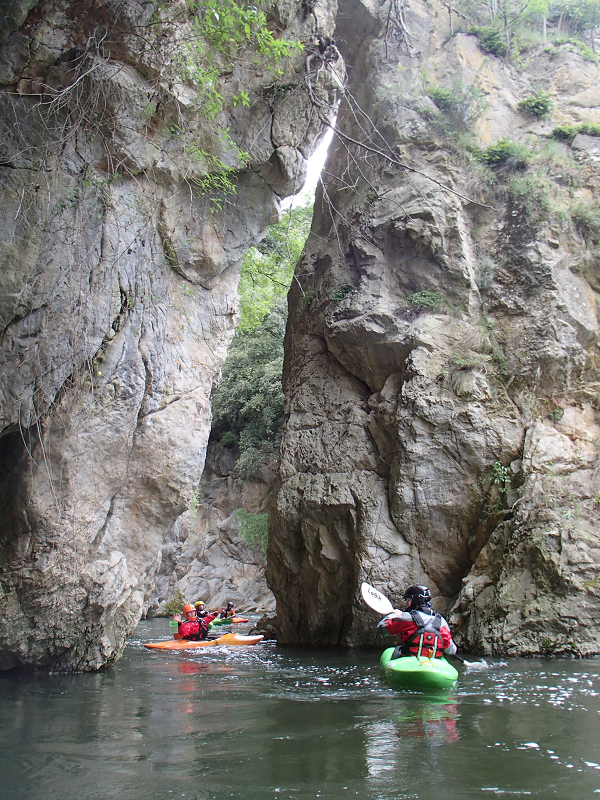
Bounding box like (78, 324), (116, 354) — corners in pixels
(149, 441), (275, 616)
(0, 0), (337, 669)
(268, 0), (600, 654)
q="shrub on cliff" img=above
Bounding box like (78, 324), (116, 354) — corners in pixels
(478, 139), (530, 169)
(233, 509), (269, 553)
(518, 92), (553, 117)
(552, 122), (600, 141)
(469, 27), (509, 57)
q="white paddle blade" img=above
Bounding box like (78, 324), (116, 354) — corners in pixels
(361, 582), (395, 615)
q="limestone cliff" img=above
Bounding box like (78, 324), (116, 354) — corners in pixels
(149, 441), (275, 616)
(0, 0), (337, 669)
(269, 0), (600, 654)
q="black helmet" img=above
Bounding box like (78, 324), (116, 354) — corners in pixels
(226, 602), (234, 609)
(404, 585), (432, 608)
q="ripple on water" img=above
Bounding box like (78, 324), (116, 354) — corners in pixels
(4, 622), (600, 800)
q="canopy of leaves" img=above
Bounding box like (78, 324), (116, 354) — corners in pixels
(209, 200), (313, 478)
(461, 0), (600, 56)
(233, 509), (269, 553)
(238, 200), (313, 331)
(211, 300), (287, 478)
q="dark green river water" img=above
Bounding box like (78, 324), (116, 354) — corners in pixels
(2, 618), (600, 799)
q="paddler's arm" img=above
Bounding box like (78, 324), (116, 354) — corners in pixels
(376, 610), (403, 636)
(440, 623), (457, 655)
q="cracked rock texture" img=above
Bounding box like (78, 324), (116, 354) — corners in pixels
(268, 0), (600, 654)
(148, 441), (275, 617)
(0, 0), (336, 670)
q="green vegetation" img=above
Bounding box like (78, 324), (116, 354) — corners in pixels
(152, 0), (302, 210)
(469, 26), (509, 57)
(491, 461), (512, 492)
(428, 85), (459, 111)
(233, 509), (269, 553)
(570, 201), (600, 242)
(507, 172), (553, 215)
(165, 590), (187, 616)
(209, 201), (313, 481)
(518, 92), (553, 116)
(176, 0), (301, 120)
(478, 139), (530, 168)
(189, 489), (201, 518)
(547, 36), (599, 61)
(407, 291), (444, 311)
(330, 284), (356, 301)
(238, 201), (313, 331)
(459, 0), (600, 62)
(426, 81), (487, 130)
(552, 122), (600, 141)
(211, 301), (286, 478)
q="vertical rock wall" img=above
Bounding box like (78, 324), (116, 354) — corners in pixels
(0, 0), (337, 670)
(269, 0), (600, 653)
(149, 441), (275, 616)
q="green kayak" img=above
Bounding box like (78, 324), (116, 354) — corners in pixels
(380, 648), (458, 692)
(208, 616), (248, 628)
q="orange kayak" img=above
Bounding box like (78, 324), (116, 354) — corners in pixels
(144, 633), (264, 651)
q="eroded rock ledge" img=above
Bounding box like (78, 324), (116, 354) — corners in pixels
(267, 0), (600, 654)
(0, 0), (337, 670)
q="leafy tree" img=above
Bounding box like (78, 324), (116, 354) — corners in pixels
(233, 509), (269, 553)
(211, 300), (287, 477)
(549, 0), (600, 36)
(209, 202), (313, 478)
(462, 0), (599, 51)
(237, 200), (313, 331)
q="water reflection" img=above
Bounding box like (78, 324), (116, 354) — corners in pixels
(394, 698), (460, 746)
(3, 622), (600, 800)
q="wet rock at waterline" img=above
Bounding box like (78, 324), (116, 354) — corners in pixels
(267, 0), (600, 654)
(0, 0), (337, 670)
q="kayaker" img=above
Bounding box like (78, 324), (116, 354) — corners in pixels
(377, 585), (457, 659)
(219, 601), (235, 619)
(194, 600), (208, 618)
(173, 604), (217, 640)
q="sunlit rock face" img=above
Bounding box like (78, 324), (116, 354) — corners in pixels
(0, 0), (337, 670)
(268, 0), (600, 653)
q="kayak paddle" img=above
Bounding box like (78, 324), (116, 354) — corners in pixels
(361, 582), (397, 615)
(360, 581), (484, 668)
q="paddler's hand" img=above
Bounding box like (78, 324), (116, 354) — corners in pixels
(172, 614), (182, 622)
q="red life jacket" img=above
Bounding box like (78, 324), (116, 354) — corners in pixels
(178, 614), (217, 640)
(178, 619), (201, 639)
(402, 610), (445, 659)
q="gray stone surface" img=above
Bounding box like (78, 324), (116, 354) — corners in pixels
(148, 442), (275, 617)
(267, 0), (600, 654)
(0, 0), (336, 670)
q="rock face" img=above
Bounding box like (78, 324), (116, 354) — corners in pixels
(268, 0), (600, 653)
(0, 0), (337, 669)
(148, 442), (275, 616)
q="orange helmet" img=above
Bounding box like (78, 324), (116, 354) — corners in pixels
(182, 603), (196, 619)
